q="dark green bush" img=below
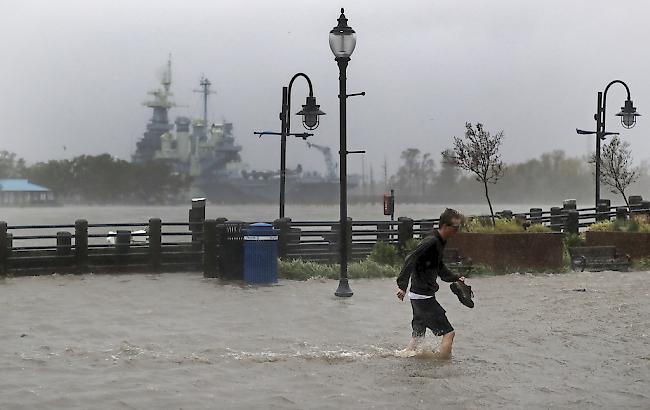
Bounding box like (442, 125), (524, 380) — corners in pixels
(278, 259), (398, 281)
(369, 241), (400, 266)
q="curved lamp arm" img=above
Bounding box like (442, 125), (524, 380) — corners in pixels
(285, 73), (315, 134)
(601, 79), (632, 133)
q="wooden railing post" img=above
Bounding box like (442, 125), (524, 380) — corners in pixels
(641, 200), (650, 218)
(203, 219), (217, 278)
(629, 195), (643, 213)
(75, 219), (88, 272)
(596, 199), (611, 222)
(215, 222), (227, 276)
(5, 233), (12, 264)
(499, 210), (513, 219)
(563, 199), (577, 211)
(376, 222), (389, 243)
(0, 221), (6, 274)
(273, 217), (291, 259)
(550, 207), (562, 232)
(115, 231), (131, 253)
(56, 232), (72, 256)
(565, 210), (579, 235)
(148, 218), (162, 272)
(419, 220), (434, 238)
(514, 213), (527, 227)
(529, 208), (542, 225)
(616, 206), (628, 221)
(398, 217), (414, 253)
(189, 198), (206, 250)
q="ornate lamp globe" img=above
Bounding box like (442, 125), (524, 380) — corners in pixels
(329, 8), (356, 59)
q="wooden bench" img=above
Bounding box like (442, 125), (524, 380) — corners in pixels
(568, 246), (631, 272)
(443, 247), (473, 275)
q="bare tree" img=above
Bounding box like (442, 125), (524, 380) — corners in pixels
(590, 136), (639, 207)
(442, 122), (505, 225)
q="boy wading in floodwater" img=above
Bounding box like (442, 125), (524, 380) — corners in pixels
(395, 208), (473, 359)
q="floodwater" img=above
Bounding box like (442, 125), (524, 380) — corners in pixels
(0, 203), (557, 226)
(1, 271), (648, 409)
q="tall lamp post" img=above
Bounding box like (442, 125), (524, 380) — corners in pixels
(576, 80), (641, 208)
(330, 8), (359, 298)
(254, 74), (325, 219)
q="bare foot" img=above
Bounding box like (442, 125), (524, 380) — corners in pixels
(395, 348), (418, 358)
(430, 350), (452, 360)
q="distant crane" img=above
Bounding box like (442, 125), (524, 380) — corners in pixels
(306, 141), (337, 181)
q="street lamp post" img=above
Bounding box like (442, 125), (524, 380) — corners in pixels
(576, 80), (641, 208)
(254, 74), (325, 219)
(330, 8), (357, 298)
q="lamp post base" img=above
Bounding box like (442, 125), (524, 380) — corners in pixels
(335, 279), (353, 297)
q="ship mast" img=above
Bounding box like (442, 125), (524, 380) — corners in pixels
(193, 76), (216, 126)
(133, 55), (175, 163)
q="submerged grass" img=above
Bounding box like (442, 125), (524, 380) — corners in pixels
(633, 257), (650, 271)
(279, 259), (399, 281)
(278, 258), (566, 281)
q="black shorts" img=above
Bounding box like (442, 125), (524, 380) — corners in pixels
(410, 297), (454, 337)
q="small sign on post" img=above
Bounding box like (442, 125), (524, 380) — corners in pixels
(383, 189), (395, 221)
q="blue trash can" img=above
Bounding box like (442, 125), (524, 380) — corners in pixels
(243, 223), (279, 284)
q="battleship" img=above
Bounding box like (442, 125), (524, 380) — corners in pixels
(132, 59), (341, 204)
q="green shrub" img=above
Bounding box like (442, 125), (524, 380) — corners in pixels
(526, 224), (552, 233)
(401, 238), (421, 256)
(278, 258), (399, 281)
(468, 264), (493, 276)
(634, 258), (650, 270)
(348, 259), (399, 279)
(369, 237), (426, 266)
(563, 233), (586, 248)
(588, 216), (650, 232)
(278, 259), (337, 280)
(562, 233), (586, 268)
(589, 220), (615, 231)
(369, 241), (400, 266)
(462, 217), (533, 233)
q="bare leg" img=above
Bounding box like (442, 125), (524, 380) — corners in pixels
(434, 330), (455, 359)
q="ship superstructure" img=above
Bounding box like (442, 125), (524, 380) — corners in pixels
(133, 59), (242, 194)
(132, 59), (341, 203)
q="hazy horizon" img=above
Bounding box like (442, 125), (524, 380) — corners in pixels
(2, 0), (649, 176)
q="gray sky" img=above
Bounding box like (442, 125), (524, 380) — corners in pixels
(1, 0), (649, 177)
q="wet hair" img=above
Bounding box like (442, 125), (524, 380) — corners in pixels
(439, 208), (461, 227)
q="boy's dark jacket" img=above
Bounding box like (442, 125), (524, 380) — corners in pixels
(396, 230), (460, 296)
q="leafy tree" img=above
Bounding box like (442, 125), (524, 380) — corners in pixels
(432, 149), (460, 195)
(25, 159), (75, 198)
(590, 136), (639, 207)
(442, 122), (505, 224)
(391, 148), (436, 195)
(129, 160), (190, 204)
(24, 154), (188, 204)
(0, 150), (26, 178)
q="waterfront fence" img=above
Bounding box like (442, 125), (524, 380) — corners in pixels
(1, 197), (649, 276)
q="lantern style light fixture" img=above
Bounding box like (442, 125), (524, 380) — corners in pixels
(329, 8), (356, 59)
(252, 72), (325, 219)
(576, 79), (641, 209)
(296, 95), (326, 130)
(616, 99), (641, 129)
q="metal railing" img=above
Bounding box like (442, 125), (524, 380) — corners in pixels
(1, 200), (648, 276)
